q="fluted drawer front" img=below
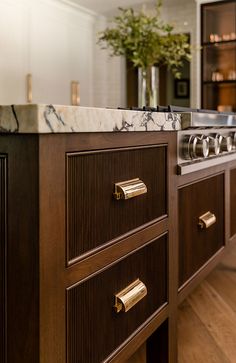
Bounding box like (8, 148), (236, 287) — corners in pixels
(67, 235), (167, 363)
(66, 145), (167, 263)
(178, 174), (224, 287)
(0, 156), (7, 363)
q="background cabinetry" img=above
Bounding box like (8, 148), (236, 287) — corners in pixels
(201, 1), (236, 111)
(0, 0), (95, 106)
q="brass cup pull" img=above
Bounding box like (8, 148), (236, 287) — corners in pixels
(198, 211), (216, 229)
(114, 279), (147, 313)
(113, 178), (147, 200)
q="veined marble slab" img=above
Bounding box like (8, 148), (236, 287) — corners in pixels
(0, 104), (182, 133)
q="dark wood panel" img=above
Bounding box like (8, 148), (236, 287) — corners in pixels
(179, 174), (224, 287)
(67, 145), (167, 262)
(36, 133), (174, 363)
(105, 308), (168, 363)
(65, 218), (168, 285)
(0, 156), (7, 363)
(0, 135), (40, 363)
(230, 168), (236, 237)
(67, 235), (167, 363)
(146, 320), (168, 363)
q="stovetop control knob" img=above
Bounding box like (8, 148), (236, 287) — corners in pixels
(181, 135), (195, 159)
(194, 135), (209, 158)
(220, 135), (232, 152)
(182, 135), (209, 159)
(230, 132), (236, 150)
(209, 134), (220, 156)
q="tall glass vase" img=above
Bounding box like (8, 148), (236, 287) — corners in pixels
(138, 66), (159, 108)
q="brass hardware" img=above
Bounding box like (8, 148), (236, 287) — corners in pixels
(113, 178), (147, 200)
(26, 74), (32, 103)
(71, 81), (80, 106)
(114, 279), (147, 313)
(198, 211), (216, 229)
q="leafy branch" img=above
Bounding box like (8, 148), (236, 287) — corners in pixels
(97, 1), (191, 78)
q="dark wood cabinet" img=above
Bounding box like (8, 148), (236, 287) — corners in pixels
(0, 132), (176, 363)
(178, 174), (225, 287)
(201, 1), (236, 111)
(1, 127), (236, 363)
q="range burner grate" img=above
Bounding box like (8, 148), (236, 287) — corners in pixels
(118, 105), (235, 115)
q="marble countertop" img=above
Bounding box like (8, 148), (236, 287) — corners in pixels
(0, 104), (182, 133)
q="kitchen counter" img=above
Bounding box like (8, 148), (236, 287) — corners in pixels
(1, 104), (235, 363)
(0, 104), (181, 133)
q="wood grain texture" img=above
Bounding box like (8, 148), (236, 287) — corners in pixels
(178, 246), (236, 363)
(105, 308), (169, 363)
(67, 235), (167, 363)
(178, 300), (230, 363)
(36, 132), (173, 363)
(189, 286), (236, 361)
(230, 168), (236, 237)
(125, 343), (146, 363)
(0, 156), (7, 363)
(0, 136), (40, 363)
(66, 145), (167, 262)
(178, 174), (224, 287)
(8, 137), (40, 363)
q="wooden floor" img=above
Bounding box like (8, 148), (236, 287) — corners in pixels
(178, 246), (236, 363)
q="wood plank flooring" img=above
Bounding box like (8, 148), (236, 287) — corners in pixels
(178, 246), (236, 363)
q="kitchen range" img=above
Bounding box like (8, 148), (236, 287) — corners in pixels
(120, 105), (236, 175)
(0, 103), (236, 363)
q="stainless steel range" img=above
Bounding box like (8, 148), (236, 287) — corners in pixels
(119, 105), (236, 175)
(175, 108), (236, 175)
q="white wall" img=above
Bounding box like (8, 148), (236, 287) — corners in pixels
(93, 16), (126, 108)
(0, 0), (102, 106)
(0, 0), (29, 104)
(0, 0), (201, 108)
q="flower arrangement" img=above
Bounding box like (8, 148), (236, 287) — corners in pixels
(97, 1), (191, 78)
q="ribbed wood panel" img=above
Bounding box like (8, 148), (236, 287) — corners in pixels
(67, 235), (167, 363)
(67, 145), (167, 262)
(230, 168), (236, 237)
(0, 156), (7, 363)
(179, 174), (224, 287)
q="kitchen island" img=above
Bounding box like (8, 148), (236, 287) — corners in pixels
(0, 104), (235, 363)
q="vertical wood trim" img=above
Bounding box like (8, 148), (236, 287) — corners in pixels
(166, 133), (178, 362)
(230, 167), (236, 238)
(1, 136), (40, 363)
(224, 168), (230, 244)
(39, 136), (66, 363)
(0, 155), (7, 363)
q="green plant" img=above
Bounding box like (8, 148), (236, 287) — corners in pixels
(97, 1), (191, 78)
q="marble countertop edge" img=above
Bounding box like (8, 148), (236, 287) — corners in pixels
(0, 104), (183, 133)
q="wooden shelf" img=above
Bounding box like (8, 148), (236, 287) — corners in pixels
(201, 0), (236, 110)
(203, 80), (236, 85)
(202, 39), (236, 47)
